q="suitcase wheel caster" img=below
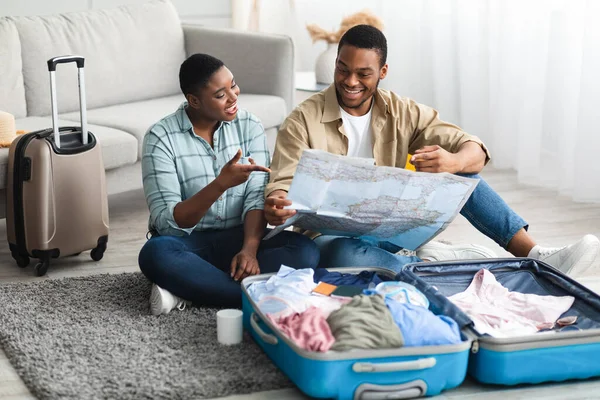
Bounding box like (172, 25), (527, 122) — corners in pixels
(12, 253), (30, 268)
(34, 261), (49, 277)
(90, 246), (105, 262)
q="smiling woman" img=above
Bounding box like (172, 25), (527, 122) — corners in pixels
(179, 54), (240, 131)
(137, 53), (320, 315)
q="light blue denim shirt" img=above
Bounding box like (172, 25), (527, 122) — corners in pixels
(142, 102), (270, 236)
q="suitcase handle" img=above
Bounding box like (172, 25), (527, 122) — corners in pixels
(47, 55), (88, 149)
(352, 358), (436, 373)
(47, 55), (85, 71)
(354, 381), (427, 400)
(250, 313), (278, 345)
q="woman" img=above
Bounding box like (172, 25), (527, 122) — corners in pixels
(139, 54), (319, 315)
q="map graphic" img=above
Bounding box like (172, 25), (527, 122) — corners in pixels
(264, 150), (479, 250)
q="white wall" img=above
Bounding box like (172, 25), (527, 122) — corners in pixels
(239, 1), (460, 116)
(235, 0), (407, 94)
(235, 0), (384, 72)
(0, 0), (232, 28)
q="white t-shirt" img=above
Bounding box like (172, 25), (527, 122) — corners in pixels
(340, 106), (374, 158)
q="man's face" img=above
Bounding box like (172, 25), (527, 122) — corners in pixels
(187, 66), (240, 122)
(334, 45), (388, 116)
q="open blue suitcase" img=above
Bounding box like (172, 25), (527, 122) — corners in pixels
(241, 259), (600, 399)
(241, 267), (471, 399)
(400, 258), (600, 386)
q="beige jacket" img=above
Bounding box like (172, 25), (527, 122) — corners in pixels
(267, 84), (490, 196)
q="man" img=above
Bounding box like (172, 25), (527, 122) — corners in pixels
(139, 54), (319, 315)
(264, 25), (600, 274)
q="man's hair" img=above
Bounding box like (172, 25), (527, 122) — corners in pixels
(179, 53), (225, 96)
(338, 24), (387, 67)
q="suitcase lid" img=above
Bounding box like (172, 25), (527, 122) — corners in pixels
(398, 258), (600, 347)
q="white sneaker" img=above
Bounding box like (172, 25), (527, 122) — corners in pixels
(149, 284), (188, 316)
(529, 235), (600, 276)
(416, 241), (496, 262)
(396, 248), (417, 257)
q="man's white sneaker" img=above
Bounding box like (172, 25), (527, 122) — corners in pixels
(149, 284), (188, 316)
(396, 248), (417, 257)
(529, 235), (600, 276)
(417, 241), (496, 262)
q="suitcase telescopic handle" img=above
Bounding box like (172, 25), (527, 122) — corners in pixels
(47, 55), (88, 149)
(47, 55), (85, 71)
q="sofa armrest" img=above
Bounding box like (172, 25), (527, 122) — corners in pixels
(183, 25), (295, 113)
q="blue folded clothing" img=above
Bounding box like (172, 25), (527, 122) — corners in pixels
(313, 269), (391, 288)
(385, 298), (462, 346)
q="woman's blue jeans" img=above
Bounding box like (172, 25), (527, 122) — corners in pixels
(138, 226), (320, 308)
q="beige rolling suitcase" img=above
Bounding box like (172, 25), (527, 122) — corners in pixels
(6, 55), (109, 276)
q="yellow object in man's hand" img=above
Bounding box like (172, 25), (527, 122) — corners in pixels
(405, 154), (416, 171)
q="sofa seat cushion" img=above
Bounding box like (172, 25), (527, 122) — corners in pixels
(0, 117), (137, 190)
(13, 0), (185, 117)
(60, 94), (287, 157)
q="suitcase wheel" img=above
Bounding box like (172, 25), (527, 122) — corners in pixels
(90, 244), (106, 262)
(34, 260), (49, 277)
(11, 252), (30, 268)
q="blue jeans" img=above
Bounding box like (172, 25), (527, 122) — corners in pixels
(317, 174), (528, 273)
(138, 226), (320, 308)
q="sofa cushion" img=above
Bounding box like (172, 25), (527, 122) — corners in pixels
(0, 117), (137, 190)
(0, 18), (27, 119)
(13, 0), (185, 117)
(238, 94), (287, 131)
(60, 93), (288, 157)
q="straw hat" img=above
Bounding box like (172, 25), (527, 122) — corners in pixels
(0, 111), (25, 148)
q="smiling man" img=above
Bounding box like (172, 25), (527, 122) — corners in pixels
(265, 25), (600, 275)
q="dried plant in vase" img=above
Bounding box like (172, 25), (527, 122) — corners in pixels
(306, 10), (384, 84)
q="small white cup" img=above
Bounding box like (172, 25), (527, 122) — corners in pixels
(216, 309), (243, 345)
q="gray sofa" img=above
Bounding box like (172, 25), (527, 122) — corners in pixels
(0, 0), (294, 218)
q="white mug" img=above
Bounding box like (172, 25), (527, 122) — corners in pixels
(216, 309), (243, 345)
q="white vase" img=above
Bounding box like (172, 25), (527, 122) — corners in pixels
(315, 43), (338, 85)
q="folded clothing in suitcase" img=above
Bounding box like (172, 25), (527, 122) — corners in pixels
(241, 267), (472, 400)
(400, 258), (600, 386)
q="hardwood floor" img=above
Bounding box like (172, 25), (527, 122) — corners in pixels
(1, 167), (600, 399)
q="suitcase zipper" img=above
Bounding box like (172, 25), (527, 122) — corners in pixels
(416, 267), (516, 276)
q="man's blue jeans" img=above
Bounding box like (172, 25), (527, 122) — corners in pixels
(316, 174), (528, 273)
(138, 226), (320, 308)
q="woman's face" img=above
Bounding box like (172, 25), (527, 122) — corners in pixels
(188, 66), (240, 122)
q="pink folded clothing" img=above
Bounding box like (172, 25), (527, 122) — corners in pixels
(448, 269), (575, 338)
(268, 306), (335, 352)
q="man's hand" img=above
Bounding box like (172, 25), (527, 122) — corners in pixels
(410, 145), (462, 173)
(230, 250), (260, 281)
(215, 149), (271, 191)
(264, 190), (296, 226)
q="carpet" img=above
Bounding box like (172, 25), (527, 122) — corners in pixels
(0, 273), (293, 400)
